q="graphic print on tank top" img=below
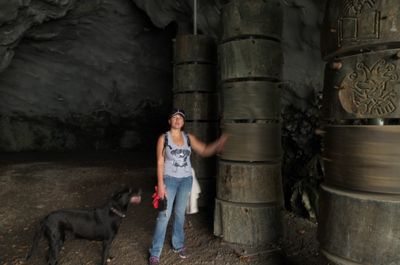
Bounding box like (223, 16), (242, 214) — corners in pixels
(171, 149), (190, 168)
(164, 131), (192, 175)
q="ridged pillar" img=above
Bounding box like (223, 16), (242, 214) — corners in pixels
(319, 1), (400, 264)
(213, 0), (284, 246)
(173, 34), (218, 207)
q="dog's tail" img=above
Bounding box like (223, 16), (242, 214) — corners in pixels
(26, 219), (45, 260)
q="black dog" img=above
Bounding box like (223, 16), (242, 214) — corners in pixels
(26, 187), (141, 265)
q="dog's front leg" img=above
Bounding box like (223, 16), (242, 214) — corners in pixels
(100, 239), (113, 265)
(47, 230), (62, 265)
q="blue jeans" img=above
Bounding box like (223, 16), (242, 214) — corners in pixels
(149, 175), (193, 258)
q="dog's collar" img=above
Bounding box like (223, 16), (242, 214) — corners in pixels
(110, 207), (126, 218)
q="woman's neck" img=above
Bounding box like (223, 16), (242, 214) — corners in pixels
(170, 128), (182, 136)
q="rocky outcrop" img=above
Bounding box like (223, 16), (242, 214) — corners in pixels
(0, 0), (80, 72)
(131, 0), (224, 37)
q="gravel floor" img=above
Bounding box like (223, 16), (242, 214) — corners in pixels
(0, 151), (331, 265)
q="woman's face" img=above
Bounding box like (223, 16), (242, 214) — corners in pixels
(169, 114), (185, 129)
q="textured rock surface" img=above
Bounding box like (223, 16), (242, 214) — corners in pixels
(0, 0), (79, 72)
(0, 0), (327, 151)
(0, 0), (173, 151)
(282, 0), (326, 101)
(132, 0), (225, 37)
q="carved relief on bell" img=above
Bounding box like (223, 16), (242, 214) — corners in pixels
(322, 49), (400, 119)
(321, 0), (400, 60)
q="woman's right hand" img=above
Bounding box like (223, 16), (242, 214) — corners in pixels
(157, 184), (167, 199)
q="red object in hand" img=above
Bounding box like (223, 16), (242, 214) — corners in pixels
(152, 186), (160, 209)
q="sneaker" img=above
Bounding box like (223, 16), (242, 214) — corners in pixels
(173, 247), (189, 259)
(149, 256), (160, 265)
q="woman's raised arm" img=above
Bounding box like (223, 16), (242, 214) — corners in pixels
(188, 133), (228, 157)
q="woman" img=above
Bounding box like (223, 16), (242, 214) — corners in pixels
(148, 108), (228, 265)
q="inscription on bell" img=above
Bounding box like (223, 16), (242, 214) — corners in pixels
(338, 0), (379, 47)
(339, 59), (398, 116)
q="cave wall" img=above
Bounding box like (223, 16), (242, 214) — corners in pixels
(282, 0), (326, 103)
(0, 0), (174, 151)
(0, 0), (326, 152)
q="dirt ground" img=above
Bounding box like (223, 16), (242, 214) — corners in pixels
(0, 150), (331, 265)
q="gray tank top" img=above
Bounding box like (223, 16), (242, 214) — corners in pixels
(164, 131), (192, 178)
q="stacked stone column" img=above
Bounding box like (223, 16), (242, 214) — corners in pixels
(173, 34), (218, 206)
(318, 1), (400, 264)
(213, 0), (283, 246)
